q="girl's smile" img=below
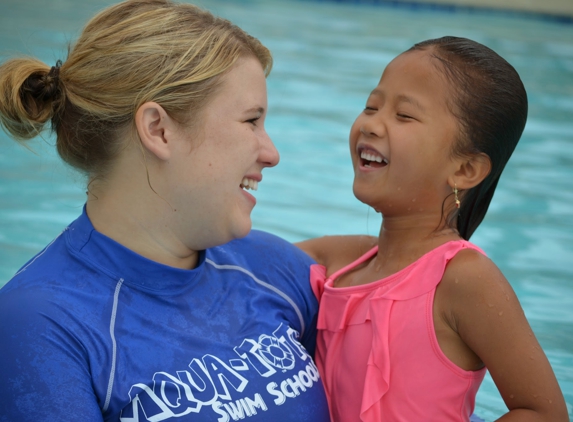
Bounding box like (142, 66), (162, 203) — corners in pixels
(357, 145), (389, 170)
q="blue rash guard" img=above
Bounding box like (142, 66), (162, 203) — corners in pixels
(0, 208), (329, 422)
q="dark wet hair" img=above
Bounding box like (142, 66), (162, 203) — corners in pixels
(409, 36), (527, 240)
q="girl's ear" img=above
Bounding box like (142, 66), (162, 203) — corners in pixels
(134, 102), (178, 161)
(450, 153), (492, 190)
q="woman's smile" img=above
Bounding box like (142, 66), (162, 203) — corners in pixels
(240, 175), (262, 205)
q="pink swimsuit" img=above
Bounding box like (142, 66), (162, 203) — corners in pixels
(310, 241), (486, 422)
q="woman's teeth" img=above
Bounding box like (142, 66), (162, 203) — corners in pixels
(241, 177), (258, 191)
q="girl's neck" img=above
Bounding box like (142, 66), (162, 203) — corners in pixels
(375, 214), (461, 276)
(335, 214), (461, 288)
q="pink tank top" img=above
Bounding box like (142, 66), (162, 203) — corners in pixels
(310, 240), (487, 422)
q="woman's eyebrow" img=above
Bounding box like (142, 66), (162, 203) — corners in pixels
(244, 106), (265, 115)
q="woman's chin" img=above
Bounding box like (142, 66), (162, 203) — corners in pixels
(230, 218), (253, 242)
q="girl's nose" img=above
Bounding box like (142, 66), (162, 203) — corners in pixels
(360, 116), (386, 138)
(259, 131), (280, 168)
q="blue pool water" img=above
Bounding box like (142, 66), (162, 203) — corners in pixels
(1, 0), (572, 419)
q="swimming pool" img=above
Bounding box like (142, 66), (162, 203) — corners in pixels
(0, 0), (572, 419)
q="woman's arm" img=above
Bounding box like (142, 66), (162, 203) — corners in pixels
(295, 235), (377, 274)
(441, 251), (568, 421)
(0, 289), (104, 421)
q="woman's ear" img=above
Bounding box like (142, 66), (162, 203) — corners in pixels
(450, 153), (492, 190)
(134, 102), (177, 161)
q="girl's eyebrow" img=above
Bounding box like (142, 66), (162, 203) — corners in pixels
(396, 94), (425, 112)
(369, 89), (383, 98)
(368, 90), (425, 112)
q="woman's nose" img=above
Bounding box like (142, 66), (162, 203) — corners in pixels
(259, 131), (280, 167)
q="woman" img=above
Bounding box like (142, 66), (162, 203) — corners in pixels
(0, 1), (330, 420)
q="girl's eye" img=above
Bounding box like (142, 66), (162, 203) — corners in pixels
(364, 106), (377, 112)
(397, 113), (414, 120)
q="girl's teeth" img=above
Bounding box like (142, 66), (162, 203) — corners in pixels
(360, 151), (385, 163)
(241, 177), (258, 191)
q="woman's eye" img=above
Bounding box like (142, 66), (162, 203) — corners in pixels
(246, 117), (260, 126)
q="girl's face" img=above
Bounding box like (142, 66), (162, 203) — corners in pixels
(166, 57), (279, 250)
(350, 49), (461, 217)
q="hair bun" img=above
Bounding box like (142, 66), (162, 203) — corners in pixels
(0, 58), (64, 140)
(22, 60), (63, 104)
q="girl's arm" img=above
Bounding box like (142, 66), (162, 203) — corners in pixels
(440, 250), (569, 421)
(295, 235), (377, 273)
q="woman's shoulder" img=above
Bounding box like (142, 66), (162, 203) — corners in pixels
(210, 230), (317, 277)
(206, 230), (315, 291)
(295, 234), (378, 275)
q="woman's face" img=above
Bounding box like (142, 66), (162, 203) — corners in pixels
(167, 57), (279, 250)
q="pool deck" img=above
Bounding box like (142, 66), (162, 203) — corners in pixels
(403, 0), (573, 18)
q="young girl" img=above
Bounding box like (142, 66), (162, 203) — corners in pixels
(298, 36), (568, 421)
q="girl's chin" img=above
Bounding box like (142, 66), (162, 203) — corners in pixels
(352, 185), (379, 208)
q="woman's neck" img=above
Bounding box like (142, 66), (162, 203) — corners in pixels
(85, 173), (200, 271)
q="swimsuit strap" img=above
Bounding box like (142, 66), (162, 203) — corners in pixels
(327, 245), (379, 282)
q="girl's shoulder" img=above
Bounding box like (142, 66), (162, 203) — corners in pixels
(435, 244), (517, 345)
(439, 246), (507, 302)
(443, 245), (500, 284)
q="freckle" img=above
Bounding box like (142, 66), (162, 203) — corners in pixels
(510, 394), (515, 399)
(549, 400), (553, 404)
(498, 311), (503, 316)
(488, 303), (494, 308)
(412, 198), (416, 202)
(397, 187), (401, 191)
(455, 278), (459, 284)
(408, 208), (411, 211)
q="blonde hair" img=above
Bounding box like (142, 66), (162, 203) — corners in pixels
(0, 0), (272, 176)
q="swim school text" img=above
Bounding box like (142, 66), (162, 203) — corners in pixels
(119, 323), (321, 421)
